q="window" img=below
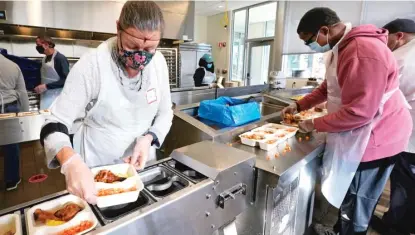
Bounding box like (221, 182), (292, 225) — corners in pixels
(282, 53), (326, 80)
(231, 10), (247, 82)
(248, 2), (277, 39)
(230, 2), (277, 82)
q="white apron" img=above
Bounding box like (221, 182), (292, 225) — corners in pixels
(393, 39), (415, 153)
(72, 41), (160, 168)
(201, 67), (216, 85)
(321, 24), (410, 208)
(40, 50), (63, 110)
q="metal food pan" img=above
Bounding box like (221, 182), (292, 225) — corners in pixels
(92, 191), (153, 224)
(138, 166), (191, 200)
(164, 160), (208, 184)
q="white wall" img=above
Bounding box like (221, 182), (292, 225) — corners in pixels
(206, 12), (232, 81)
(194, 15), (208, 43)
(0, 37), (101, 58)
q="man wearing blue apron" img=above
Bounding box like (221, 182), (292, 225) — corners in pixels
(34, 36), (70, 110)
(283, 8), (412, 235)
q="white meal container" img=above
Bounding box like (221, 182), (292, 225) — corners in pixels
(91, 163), (144, 208)
(26, 194), (98, 235)
(0, 212), (22, 235)
(240, 123), (299, 151)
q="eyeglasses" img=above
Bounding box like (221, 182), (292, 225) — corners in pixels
(304, 34), (316, 45)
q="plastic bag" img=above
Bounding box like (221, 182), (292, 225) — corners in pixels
(198, 96), (260, 127)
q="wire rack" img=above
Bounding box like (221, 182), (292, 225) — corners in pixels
(158, 48), (179, 89)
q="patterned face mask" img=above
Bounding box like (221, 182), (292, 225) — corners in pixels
(118, 33), (154, 70)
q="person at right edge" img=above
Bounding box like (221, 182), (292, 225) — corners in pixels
(370, 19), (415, 235)
(282, 8), (412, 235)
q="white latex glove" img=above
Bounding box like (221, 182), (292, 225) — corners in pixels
(123, 135), (152, 170)
(298, 119), (315, 133)
(61, 154), (97, 204)
(281, 103), (298, 119)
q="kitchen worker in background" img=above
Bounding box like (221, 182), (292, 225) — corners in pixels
(193, 54), (216, 87)
(34, 35), (70, 110)
(371, 18), (415, 235)
(0, 54), (29, 191)
(282, 8), (412, 235)
(39, 1), (173, 205)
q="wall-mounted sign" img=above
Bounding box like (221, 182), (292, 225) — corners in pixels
(0, 10), (6, 20)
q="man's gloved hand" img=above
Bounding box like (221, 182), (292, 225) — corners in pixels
(281, 103), (298, 119)
(61, 154), (97, 204)
(298, 119), (315, 133)
(123, 135), (152, 170)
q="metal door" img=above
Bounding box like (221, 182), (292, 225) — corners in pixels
(246, 41), (272, 86)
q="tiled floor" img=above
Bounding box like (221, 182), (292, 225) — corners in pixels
(0, 141), (66, 210)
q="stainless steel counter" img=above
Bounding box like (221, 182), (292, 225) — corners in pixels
(232, 132), (325, 176)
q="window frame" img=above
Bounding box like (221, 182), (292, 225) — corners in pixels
(230, 1), (277, 83)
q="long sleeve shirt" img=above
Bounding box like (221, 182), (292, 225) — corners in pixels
(43, 38), (173, 168)
(0, 54), (30, 112)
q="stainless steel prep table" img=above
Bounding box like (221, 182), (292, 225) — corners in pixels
(0, 141), (256, 235)
(164, 92), (325, 235)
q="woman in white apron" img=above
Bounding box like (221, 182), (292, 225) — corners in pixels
(39, 1), (173, 205)
(283, 8), (412, 235)
(193, 53), (217, 87)
(34, 36), (69, 110)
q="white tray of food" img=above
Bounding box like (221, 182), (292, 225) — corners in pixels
(239, 123), (299, 151)
(17, 111), (39, 117)
(0, 113), (17, 119)
(91, 163), (144, 208)
(26, 194), (98, 235)
(282, 107), (327, 127)
(0, 212), (22, 235)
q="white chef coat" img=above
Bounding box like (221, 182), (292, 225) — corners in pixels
(394, 38), (415, 153)
(43, 37), (173, 168)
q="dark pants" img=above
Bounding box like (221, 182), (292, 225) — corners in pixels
(333, 156), (396, 235)
(2, 102), (20, 183)
(382, 152), (415, 234)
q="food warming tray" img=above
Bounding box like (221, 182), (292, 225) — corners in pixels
(0, 212), (22, 235)
(165, 160), (208, 183)
(139, 166), (190, 199)
(25, 194), (98, 235)
(91, 163), (144, 208)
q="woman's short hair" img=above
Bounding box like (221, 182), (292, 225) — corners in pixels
(119, 1), (165, 34)
(37, 35), (55, 48)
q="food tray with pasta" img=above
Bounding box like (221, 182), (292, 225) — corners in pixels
(0, 212), (22, 235)
(239, 123), (299, 151)
(25, 194), (98, 235)
(91, 163), (144, 208)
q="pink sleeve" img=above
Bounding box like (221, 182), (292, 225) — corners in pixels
(297, 80), (328, 111)
(314, 57), (388, 132)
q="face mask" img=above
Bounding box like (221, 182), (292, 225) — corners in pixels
(308, 29), (331, 53)
(207, 63), (213, 69)
(36, 45), (45, 54)
(118, 33), (155, 70)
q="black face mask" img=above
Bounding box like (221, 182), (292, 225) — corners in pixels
(36, 45), (45, 54)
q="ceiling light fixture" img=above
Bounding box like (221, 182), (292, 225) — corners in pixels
(218, 5), (224, 8)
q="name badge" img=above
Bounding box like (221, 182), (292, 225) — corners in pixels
(146, 88), (157, 104)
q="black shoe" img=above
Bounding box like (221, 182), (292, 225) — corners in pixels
(5, 178), (21, 191)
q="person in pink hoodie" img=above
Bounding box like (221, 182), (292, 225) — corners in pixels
(282, 7), (412, 235)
